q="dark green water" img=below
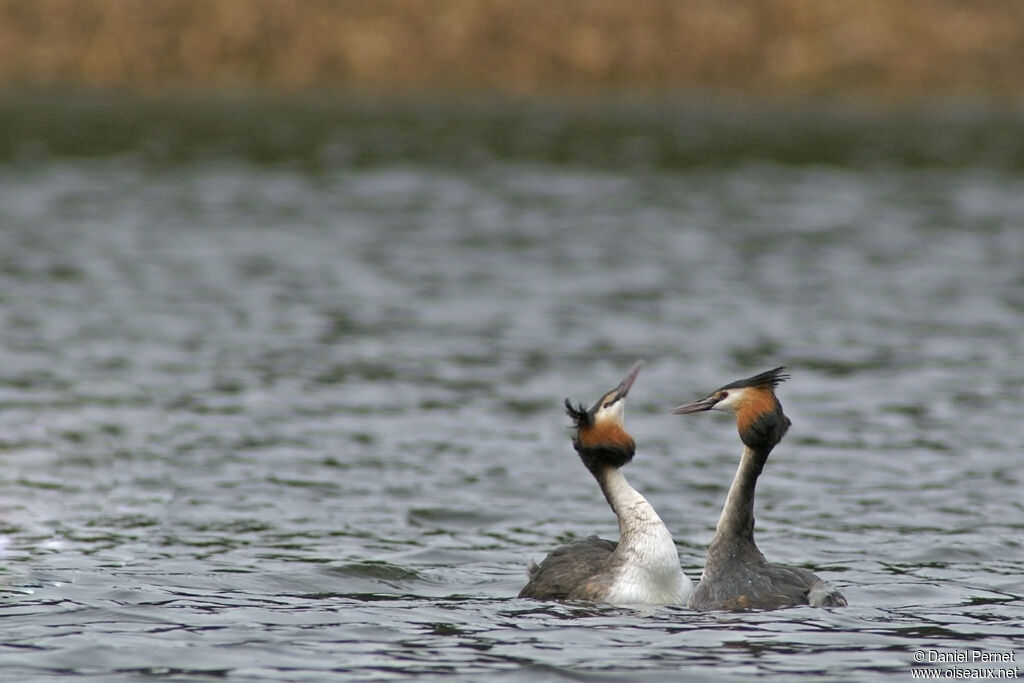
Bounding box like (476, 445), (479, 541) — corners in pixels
(0, 96), (1022, 681)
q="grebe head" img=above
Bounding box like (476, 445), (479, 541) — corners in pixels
(670, 366), (791, 450)
(565, 360), (642, 473)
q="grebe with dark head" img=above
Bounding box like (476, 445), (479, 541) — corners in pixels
(671, 367), (846, 610)
(519, 361), (692, 605)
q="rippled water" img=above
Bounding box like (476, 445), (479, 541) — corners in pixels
(1, 99), (1022, 681)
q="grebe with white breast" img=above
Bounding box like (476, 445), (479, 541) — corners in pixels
(519, 361), (692, 605)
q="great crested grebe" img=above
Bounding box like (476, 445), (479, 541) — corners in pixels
(671, 367), (846, 610)
(519, 361), (692, 605)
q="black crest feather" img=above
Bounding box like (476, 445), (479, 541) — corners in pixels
(720, 366), (789, 392)
(564, 399), (593, 429)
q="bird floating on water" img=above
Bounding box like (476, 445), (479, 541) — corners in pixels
(671, 367), (846, 610)
(519, 360), (693, 605)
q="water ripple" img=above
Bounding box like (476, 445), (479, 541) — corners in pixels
(1, 117), (1022, 680)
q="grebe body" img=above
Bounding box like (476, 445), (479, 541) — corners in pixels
(672, 367), (846, 611)
(519, 361), (692, 605)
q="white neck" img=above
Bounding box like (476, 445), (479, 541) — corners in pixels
(600, 467), (655, 526)
(597, 467), (692, 604)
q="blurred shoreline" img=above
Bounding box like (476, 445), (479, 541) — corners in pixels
(1, 0), (1023, 100)
(2, 92), (1023, 169)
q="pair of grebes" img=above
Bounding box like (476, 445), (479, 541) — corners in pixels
(519, 362), (847, 610)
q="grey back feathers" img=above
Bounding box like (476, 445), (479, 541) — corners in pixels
(518, 536), (617, 600)
(690, 540), (848, 610)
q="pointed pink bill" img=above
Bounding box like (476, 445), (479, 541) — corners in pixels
(612, 360), (644, 402)
(670, 394), (719, 414)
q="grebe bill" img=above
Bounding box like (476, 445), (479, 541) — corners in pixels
(519, 361), (692, 605)
(671, 367), (846, 610)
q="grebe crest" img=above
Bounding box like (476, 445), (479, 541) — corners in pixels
(671, 366), (791, 451)
(671, 366), (846, 611)
(565, 360), (640, 473)
(519, 360), (692, 605)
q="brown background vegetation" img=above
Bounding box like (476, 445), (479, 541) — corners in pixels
(0, 0), (1022, 99)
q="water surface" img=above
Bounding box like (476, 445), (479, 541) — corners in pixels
(0, 98), (1022, 681)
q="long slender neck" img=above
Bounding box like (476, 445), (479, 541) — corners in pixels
(594, 465), (666, 544)
(713, 445), (770, 543)
(591, 463), (690, 603)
